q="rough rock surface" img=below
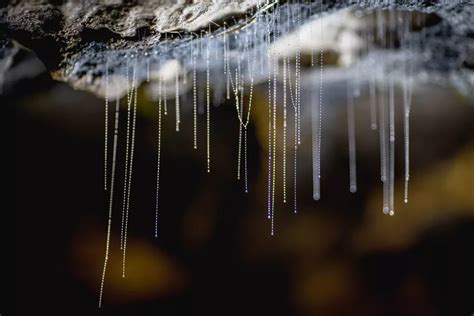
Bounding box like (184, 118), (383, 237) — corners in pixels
(1, 1), (473, 98)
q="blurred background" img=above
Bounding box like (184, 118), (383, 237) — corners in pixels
(9, 38), (474, 316)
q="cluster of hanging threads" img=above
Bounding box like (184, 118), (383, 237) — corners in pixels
(97, 1), (427, 307)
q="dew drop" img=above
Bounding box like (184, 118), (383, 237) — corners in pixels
(163, 77), (168, 116)
(266, 50), (273, 220)
(282, 56), (288, 203)
(175, 69), (180, 132)
(122, 60), (138, 278)
(98, 97), (120, 308)
(154, 75), (163, 238)
(311, 78), (321, 201)
(206, 31), (211, 173)
(120, 59), (134, 251)
(104, 60), (109, 191)
(317, 0), (324, 200)
(271, 52), (278, 234)
(193, 43), (198, 150)
(379, 82), (387, 184)
(369, 77), (377, 130)
(347, 81), (357, 194)
(236, 70), (243, 181)
(388, 76), (395, 214)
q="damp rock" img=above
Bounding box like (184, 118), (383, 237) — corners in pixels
(0, 1), (473, 98)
